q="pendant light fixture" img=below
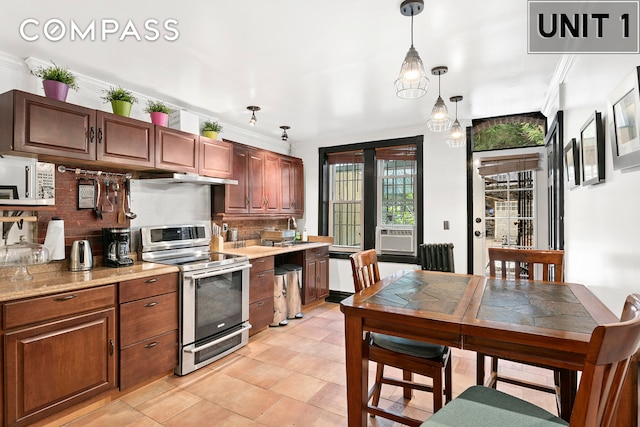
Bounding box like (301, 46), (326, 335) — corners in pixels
(247, 106), (260, 126)
(394, 0), (429, 99)
(426, 66), (452, 132)
(447, 96), (466, 147)
(280, 125), (290, 141)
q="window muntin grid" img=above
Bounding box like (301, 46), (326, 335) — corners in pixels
(329, 163), (363, 250)
(378, 159), (416, 226)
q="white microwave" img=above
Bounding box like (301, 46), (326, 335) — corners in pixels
(0, 155), (55, 206)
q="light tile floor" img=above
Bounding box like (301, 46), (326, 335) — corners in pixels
(42, 302), (558, 426)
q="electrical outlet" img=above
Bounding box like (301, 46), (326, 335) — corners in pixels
(222, 223), (228, 232)
(443, 220), (450, 230)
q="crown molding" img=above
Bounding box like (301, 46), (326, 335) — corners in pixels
(541, 54), (575, 118)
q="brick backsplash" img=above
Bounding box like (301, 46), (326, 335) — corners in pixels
(32, 165), (292, 257)
(37, 165), (131, 257)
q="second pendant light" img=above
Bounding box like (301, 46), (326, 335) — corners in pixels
(426, 66), (452, 132)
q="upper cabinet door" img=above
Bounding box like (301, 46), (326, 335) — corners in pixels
(199, 137), (233, 178)
(280, 156), (304, 215)
(264, 154), (280, 213)
(8, 91), (96, 160)
(248, 151), (266, 213)
(155, 127), (199, 173)
(97, 112), (154, 167)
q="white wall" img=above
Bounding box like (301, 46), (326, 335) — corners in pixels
(559, 55), (640, 313)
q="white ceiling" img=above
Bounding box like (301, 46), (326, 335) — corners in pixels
(0, 1), (564, 143)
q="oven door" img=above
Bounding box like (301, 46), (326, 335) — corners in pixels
(178, 262), (251, 375)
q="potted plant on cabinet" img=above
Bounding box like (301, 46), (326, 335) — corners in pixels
(202, 120), (223, 140)
(33, 62), (78, 102)
(144, 100), (173, 126)
(102, 86), (138, 117)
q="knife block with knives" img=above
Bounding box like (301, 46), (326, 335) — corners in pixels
(210, 222), (224, 252)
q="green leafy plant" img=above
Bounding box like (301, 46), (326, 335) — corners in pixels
(202, 120), (223, 133)
(144, 100), (173, 114)
(33, 61), (78, 90)
(101, 86), (138, 104)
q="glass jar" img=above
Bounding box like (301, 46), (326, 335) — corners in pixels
(0, 236), (50, 281)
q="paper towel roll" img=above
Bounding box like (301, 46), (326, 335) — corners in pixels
(44, 217), (65, 260)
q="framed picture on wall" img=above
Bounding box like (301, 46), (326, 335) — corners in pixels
(580, 111), (605, 186)
(607, 66), (640, 170)
(564, 138), (580, 188)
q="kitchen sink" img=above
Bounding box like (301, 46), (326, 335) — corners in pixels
(260, 229), (296, 241)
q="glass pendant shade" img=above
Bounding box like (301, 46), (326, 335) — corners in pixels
(447, 119), (465, 147)
(446, 95), (466, 147)
(427, 96), (452, 131)
(395, 46), (429, 99)
(426, 66), (452, 132)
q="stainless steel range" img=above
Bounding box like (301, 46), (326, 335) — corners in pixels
(140, 224), (251, 375)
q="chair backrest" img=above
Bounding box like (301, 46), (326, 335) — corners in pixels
(488, 247), (564, 282)
(569, 293), (640, 427)
(419, 243), (455, 272)
(349, 249), (381, 292)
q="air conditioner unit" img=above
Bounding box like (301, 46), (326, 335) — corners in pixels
(376, 226), (416, 255)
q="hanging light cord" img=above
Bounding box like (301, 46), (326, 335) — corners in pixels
(410, 10), (415, 47)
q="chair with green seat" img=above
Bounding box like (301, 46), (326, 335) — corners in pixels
(421, 293), (640, 427)
(350, 249), (452, 426)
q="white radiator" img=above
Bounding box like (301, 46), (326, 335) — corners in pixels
(376, 226), (416, 255)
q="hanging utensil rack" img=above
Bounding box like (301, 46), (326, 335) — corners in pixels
(57, 165), (132, 180)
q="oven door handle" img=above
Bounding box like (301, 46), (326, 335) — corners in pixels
(185, 263), (251, 281)
(185, 323), (252, 354)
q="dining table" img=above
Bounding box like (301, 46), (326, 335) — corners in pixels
(339, 269), (620, 427)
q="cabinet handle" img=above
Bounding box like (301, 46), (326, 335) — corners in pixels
(144, 301), (159, 307)
(144, 342), (159, 349)
(89, 126), (95, 143)
(109, 339), (115, 356)
(256, 259), (265, 264)
(257, 273), (265, 278)
(98, 128), (103, 144)
(257, 301), (265, 307)
(144, 278), (158, 283)
(246, 196), (250, 207)
(54, 294), (77, 301)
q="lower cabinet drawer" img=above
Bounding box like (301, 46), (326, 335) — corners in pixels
(250, 269), (274, 304)
(120, 330), (178, 390)
(120, 292), (178, 347)
(249, 297), (274, 336)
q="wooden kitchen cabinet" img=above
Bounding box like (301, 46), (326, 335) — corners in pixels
(264, 153), (280, 213)
(303, 246), (329, 304)
(0, 90), (154, 168)
(212, 142), (305, 219)
(3, 285), (117, 427)
(249, 256), (275, 336)
(280, 156), (304, 215)
(213, 145), (268, 216)
(199, 136), (233, 178)
(154, 126), (199, 173)
(119, 273), (179, 390)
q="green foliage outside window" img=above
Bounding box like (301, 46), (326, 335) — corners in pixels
(473, 123), (544, 151)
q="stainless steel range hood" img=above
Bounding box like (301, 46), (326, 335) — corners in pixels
(139, 173), (238, 185)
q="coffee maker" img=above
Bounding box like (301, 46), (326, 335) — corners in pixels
(102, 227), (134, 267)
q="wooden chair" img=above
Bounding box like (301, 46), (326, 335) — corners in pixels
(349, 249), (452, 426)
(421, 293), (640, 426)
(478, 248), (567, 409)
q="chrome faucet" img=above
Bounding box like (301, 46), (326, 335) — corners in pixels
(287, 216), (297, 230)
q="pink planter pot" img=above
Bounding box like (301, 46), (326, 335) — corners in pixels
(150, 112), (169, 126)
(42, 80), (69, 102)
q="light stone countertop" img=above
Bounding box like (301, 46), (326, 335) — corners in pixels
(0, 241), (331, 302)
(0, 262), (179, 303)
(221, 242), (330, 259)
